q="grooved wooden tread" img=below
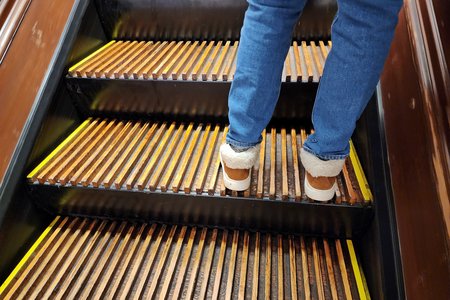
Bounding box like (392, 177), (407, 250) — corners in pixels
(68, 40), (331, 83)
(27, 118), (371, 204)
(0, 216), (370, 299)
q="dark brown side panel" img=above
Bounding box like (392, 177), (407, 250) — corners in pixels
(380, 3), (450, 300)
(0, 0), (76, 185)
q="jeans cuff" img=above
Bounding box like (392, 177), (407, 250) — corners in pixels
(226, 136), (261, 148)
(302, 145), (349, 160)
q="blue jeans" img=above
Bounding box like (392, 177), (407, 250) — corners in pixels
(227, 0), (402, 160)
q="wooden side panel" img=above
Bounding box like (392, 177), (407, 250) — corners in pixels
(0, 0), (76, 185)
(380, 2), (450, 299)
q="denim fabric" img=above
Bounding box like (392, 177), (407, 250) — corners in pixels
(226, 0), (403, 160)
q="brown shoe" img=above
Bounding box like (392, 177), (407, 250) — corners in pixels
(300, 148), (344, 202)
(304, 172), (337, 201)
(220, 143), (260, 191)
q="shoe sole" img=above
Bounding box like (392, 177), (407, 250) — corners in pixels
(220, 157), (251, 191)
(304, 177), (337, 202)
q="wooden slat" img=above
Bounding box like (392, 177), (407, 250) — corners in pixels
(202, 41), (223, 80)
(103, 41), (142, 78)
(113, 41), (151, 78)
(68, 220), (126, 300)
(141, 41), (177, 79)
(122, 42), (159, 78)
(160, 123), (194, 192)
(125, 123), (166, 189)
(90, 223), (135, 299)
(301, 41), (313, 82)
(79, 121), (131, 186)
(68, 41), (116, 76)
(92, 122), (141, 188)
(70, 121), (123, 185)
(256, 129), (266, 198)
(136, 123), (175, 190)
(222, 41), (238, 81)
(148, 124), (185, 191)
(284, 50), (292, 82)
(310, 41), (324, 75)
(118, 224), (157, 299)
(107, 224), (147, 299)
(269, 128), (276, 199)
(292, 41), (302, 82)
(324, 239), (339, 300)
(212, 41), (231, 80)
(77, 41), (124, 77)
(102, 122), (147, 188)
(159, 226), (188, 300)
(301, 237), (311, 300)
(313, 238), (325, 300)
(289, 236), (298, 300)
(291, 128), (302, 200)
(171, 227), (197, 299)
(63, 221), (121, 300)
(132, 41), (167, 78)
(183, 124), (211, 193)
(225, 230), (239, 300)
(195, 124), (220, 193)
(115, 123), (157, 188)
(191, 41), (214, 80)
(47, 120), (108, 184)
(93, 41), (135, 77)
(171, 41), (199, 80)
(162, 41), (191, 79)
(37, 219), (99, 299)
(336, 240), (353, 300)
(342, 161), (358, 204)
(238, 231), (250, 300)
(133, 225), (167, 299)
(211, 230), (228, 300)
(181, 41), (206, 80)
(145, 225), (179, 299)
(172, 125), (202, 192)
(281, 128), (289, 200)
(58, 121), (115, 185)
(252, 232), (261, 300)
(207, 126), (228, 195)
(265, 234), (272, 300)
(3, 218), (368, 299)
(197, 229), (219, 299)
(183, 227), (208, 299)
(151, 41), (184, 79)
(278, 235), (284, 300)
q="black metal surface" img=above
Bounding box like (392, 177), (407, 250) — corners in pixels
(66, 77), (317, 122)
(29, 184), (373, 238)
(353, 90), (405, 300)
(95, 0), (337, 41)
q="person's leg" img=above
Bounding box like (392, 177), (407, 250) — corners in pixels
(302, 0), (403, 163)
(300, 0), (403, 200)
(221, 0), (306, 191)
(226, 0), (306, 148)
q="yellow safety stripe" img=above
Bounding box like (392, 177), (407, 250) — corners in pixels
(27, 119), (91, 179)
(68, 40), (116, 72)
(347, 239), (371, 300)
(349, 140), (373, 202)
(0, 216), (60, 295)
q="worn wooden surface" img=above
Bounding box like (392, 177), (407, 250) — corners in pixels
(0, 0), (75, 185)
(380, 1), (450, 299)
